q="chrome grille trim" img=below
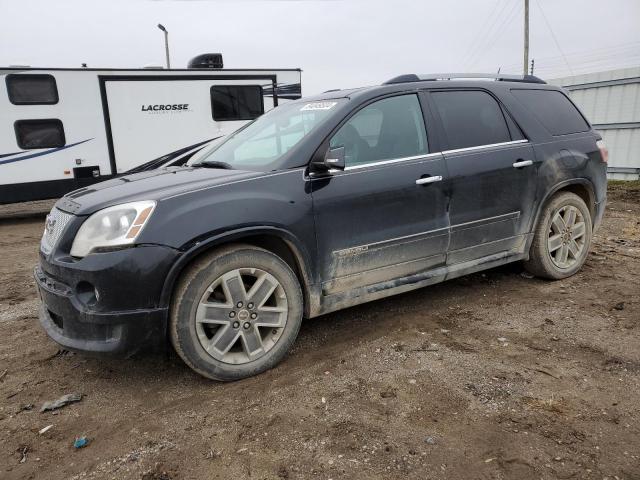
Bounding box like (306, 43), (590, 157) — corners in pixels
(41, 208), (73, 255)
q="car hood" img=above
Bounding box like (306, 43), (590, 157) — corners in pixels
(55, 166), (261, 215)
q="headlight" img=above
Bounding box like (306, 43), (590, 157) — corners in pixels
(70, 201), (156, 258)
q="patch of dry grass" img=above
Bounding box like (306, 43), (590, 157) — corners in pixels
(522, 395), (567, 413)
(609, 180), (640, 191)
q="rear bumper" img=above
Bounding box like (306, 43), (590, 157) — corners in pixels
(593, 195), (606, 232)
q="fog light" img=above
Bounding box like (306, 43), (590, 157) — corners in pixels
(76, 281), (98, 306)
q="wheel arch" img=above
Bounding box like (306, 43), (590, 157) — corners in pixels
(159, 227), (316, 318)
(532, 179), (596, 232)
(523, 179), (595, 261)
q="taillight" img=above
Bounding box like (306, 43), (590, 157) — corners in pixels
(596, 139), (608, 164)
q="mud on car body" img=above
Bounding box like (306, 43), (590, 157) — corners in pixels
(35, 73), (608, 380)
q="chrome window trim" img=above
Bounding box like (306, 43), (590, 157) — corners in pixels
(329, 140), (528, 174)
(341, 152), (442, 172)
(442, 139), (528, 155)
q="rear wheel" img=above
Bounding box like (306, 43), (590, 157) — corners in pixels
(170, 245), (303, 381)
(524, 192), (593, 280)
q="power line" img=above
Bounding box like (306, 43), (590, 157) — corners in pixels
(462, 0), (507, 67)
(534, 57), (640, 73)
(499, 46), (640, 70)
(464, 0), (509, 68)
(525, 41), (640, 63)
(530, 57), (640, 78)
(469, 0), (522, 70)
(534, 0), (573, 75)
(536, 57), (640, 72)
(533, 45), (640, 63)
(474, 0), (522, 69)
(464, 2), (639, 77)
(498, 45), (640, 71)
(479, 39), (640, 73)
(464, 0), (509, 66)
(484, 55), (640, 77)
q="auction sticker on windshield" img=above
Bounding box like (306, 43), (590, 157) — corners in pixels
(300, 101), (337, 111)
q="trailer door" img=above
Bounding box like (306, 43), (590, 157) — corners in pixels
(102, 77), (277, 173)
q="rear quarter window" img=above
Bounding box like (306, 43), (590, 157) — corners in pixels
(511, 89), (589, 136)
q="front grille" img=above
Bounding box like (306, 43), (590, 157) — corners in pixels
(41, 208), (73, 255)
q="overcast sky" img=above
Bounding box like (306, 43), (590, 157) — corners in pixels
(1, 0), (638, 94)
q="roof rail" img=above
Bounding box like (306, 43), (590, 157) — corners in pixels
(383, 73), (546, 85)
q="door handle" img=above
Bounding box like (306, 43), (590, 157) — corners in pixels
(512, 160), (533, 168)
(415, 175), (443, 185)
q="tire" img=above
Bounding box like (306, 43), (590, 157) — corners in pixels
(170, 244), (303, 381)
(524, 191), (593, 280)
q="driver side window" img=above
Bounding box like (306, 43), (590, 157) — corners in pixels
(329, 94), (428, 167)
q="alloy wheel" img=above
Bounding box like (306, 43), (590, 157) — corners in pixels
(195, 268), (288, 364)
(547, 205), (586, 269)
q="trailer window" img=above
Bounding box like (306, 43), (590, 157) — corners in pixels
(211, 85), (264, 121)
(15, 119), (65, 149)
(6, 74), (59, 105)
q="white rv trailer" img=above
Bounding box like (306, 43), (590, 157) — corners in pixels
(0, 65), (302, 203)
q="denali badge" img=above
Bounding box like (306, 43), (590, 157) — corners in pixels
(336, 245), (369, 257)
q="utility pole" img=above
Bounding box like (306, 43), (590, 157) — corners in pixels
(157, 24), (171, 69)
(523, 0), (529, 76)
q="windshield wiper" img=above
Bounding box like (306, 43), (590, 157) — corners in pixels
(193, 161), (233, 170)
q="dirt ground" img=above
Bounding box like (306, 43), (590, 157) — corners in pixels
(0, 184), (638, 480)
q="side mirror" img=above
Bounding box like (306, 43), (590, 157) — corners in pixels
(324, 146), (346, 170)
(311, 145), (345, 174)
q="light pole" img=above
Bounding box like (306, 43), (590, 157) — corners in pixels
(157, 24), (170, 69)
(523, 0), (529, 76)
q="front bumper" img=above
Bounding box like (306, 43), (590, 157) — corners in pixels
(35, 245), (180, 356)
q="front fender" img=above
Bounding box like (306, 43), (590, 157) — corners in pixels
(157, 225), (316, 312)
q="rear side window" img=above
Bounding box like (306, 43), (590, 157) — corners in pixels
(15, 119), (65, 149)
(432, 90), (511, 150)
(6, 74), (58, 105)
(211, 85), (264, 121)
(511, 89), (589, 136)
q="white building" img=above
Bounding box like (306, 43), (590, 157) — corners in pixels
(550, 67), (640, 180)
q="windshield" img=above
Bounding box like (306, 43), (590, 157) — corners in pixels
(193, 99), (345, 171)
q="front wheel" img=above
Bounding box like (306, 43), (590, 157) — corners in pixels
(524, 191), (593, 280)
(170, 244), (303, 381)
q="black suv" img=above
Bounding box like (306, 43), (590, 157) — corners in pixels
(35, 73), (608, 380)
